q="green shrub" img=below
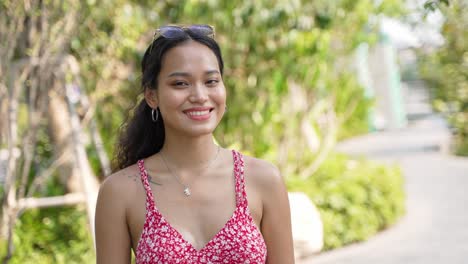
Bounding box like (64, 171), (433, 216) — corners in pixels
(7, 206), (94, 264)
(0, 177), (94, 264)
(287, 152), (405, 250)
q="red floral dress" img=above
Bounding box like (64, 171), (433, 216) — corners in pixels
(135, 150), (267, 263)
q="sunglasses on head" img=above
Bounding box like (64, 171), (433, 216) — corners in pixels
(149, 24), (215, 53)
(156, 24), (215, 39)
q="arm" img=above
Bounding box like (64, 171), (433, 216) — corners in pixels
(258, 163), (295, 263)
(95, 175), (132, 264)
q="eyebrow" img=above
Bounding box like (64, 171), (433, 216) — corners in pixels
(167, 70), (220, 78)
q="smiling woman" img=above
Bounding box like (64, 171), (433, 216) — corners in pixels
(94, 25), (294, 264)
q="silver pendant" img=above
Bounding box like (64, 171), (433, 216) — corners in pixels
(183, 187), (191, 196)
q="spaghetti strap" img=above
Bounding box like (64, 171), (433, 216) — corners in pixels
(137, 159), (155, 212)
(232, 150), (248, 208)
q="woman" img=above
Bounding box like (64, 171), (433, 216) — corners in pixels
(95, 25), (294, 263)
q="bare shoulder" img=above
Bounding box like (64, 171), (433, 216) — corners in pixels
(97, 164), (141, 205)
(242, 155), (284, 194)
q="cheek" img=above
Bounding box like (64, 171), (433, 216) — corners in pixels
(159, 90), (185, 107)
(214, 86), (227, 103)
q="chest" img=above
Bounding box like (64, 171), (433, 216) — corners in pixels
(127, 171), (263, 252)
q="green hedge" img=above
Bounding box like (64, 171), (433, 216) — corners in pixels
(287, 152), (405, 250)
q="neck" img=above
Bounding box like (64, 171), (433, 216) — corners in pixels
(159, 133), (220, 170)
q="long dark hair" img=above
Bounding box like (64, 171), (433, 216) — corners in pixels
(113, 29), (225, 171)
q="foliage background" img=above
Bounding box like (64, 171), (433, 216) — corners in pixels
(418, 0), (468, 156)
(1, 0), (408, 262)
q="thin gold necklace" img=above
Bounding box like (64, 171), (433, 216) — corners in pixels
(160, 145), (220, 197)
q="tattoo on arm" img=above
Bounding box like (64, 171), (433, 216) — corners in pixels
(127, 172), (162, 185)
(128, 174), (137, 182)
(148, 175), (162, 186)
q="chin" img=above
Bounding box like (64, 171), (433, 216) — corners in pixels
(166, 116), (222, 137)
(183, 129), (216, 138)
(177, 123), (218, 137)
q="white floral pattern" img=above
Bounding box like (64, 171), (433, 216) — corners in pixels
(136, 150), (267, 263)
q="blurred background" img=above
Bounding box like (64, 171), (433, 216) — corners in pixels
(1, 0), (466, 263)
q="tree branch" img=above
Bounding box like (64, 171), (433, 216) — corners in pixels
(17, 193), (86, 210)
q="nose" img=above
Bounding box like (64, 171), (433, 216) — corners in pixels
(189, 83), (208, 103)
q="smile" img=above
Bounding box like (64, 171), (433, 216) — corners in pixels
(187, 110), (210, 116)
(183, 107), (214, 121)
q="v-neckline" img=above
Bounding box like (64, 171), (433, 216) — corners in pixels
(157, 205), (240, 253)
(141, 150), (241, 253)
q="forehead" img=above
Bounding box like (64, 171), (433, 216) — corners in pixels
(160, 41), (220, 75)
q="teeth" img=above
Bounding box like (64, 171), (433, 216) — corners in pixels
(187, 110), (209, 116)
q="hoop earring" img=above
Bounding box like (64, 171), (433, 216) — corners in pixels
(151, 108), (159, 122)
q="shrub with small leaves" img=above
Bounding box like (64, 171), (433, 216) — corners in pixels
(287, 152), (405, 250)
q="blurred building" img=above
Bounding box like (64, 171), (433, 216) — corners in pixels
(354, 10), (444, 131)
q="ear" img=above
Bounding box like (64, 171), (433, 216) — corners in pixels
(144, 88), (158, 109)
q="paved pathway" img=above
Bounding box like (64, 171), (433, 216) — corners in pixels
(300, 82), (468, 263)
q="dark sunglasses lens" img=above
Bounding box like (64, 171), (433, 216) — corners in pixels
(159, 26), (185, 38)
(188, 25), (214, 36)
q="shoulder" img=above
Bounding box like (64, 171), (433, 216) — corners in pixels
(242, 154), (281, 181)
(100, 164), (141, 192)
(242, 154), (284, 198)
(97, 164), (141, 208)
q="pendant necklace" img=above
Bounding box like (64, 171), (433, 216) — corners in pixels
(160, 146), (220, 197)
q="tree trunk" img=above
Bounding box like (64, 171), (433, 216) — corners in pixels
(47, 88), (83, 193)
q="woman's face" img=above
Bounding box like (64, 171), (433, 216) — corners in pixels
(151, 40), (226, 137)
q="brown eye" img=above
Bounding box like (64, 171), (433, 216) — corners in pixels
(173, 81), (189, 87)
(206, 79), (219, 86)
